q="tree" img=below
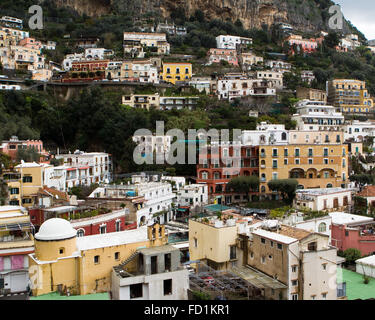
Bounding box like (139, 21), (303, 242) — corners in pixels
(16, 147), (40, 162)
(343, 248), (361, 265)
(267, 179), (298, 204)
(0, 152), (11, 171)
(349, 174), (374, 189)
(226, 176), (259, 194)
(323, 32), (340, 50)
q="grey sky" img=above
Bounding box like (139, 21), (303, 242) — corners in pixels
(334, 0), (375, 40)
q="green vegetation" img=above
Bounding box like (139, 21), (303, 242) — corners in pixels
(342, 248), (362, 265)
(267, 179), (299, 204)
(225, 176), (259, 194)
(16, 146), (41, 162)
(68, 183), (99, 199)
(270, 206), (292, 218)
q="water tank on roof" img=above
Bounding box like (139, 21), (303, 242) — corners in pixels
(126, 191), (136, 197)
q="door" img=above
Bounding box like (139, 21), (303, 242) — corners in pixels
(10, 272), (28, 293)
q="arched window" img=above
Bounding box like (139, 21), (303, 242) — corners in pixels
(201, 172), (208, 179)
(281, 132), (287, 140)
(77, 229), (85, 237)
(318, 222), (327, 233)
(326, 183), (333, 188)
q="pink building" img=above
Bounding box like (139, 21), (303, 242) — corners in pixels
(330, 212), (375, 256)
(208, 48), (238, 66)
(0, 136), (49, 162)
(285, 35), (322, 54)
(19, 37), (42, 51)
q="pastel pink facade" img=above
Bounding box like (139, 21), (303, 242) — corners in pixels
(0, 137), (49, 161)
(208, 48), (238, 66)
(285, 35), (323, 54)
(19, 37), (42, 51)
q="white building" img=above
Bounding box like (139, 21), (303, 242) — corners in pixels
(264, 60), (292, 73)
(41, 41), (56, 51)
(0, 206), (34, 294)
(355, 255), (375, 279)
(132, 135), (171, 156)
(55, 150), (112, 189)
(177, 184), (208, 209)
(294, 188), (353, 212)
(282, 213), (332, 242)
(241, 122), (289, 146)
(159, 96), (199, 110)
(292, 100), (344, 131)
(301, 70), (315, 84)
(62, 53), (84, 71)
(256, 71), (283, 89)
(111, 245), (189, 300)
(43, 165), (67, 192)
(161, 176), (186, 191)
(132, 61), (159, 84)
(0, 84), (21, 90)
(216, 35), (252, 50)
(344, 120), (375, 142)
(189, 77), (212, 94)
(85, 48), (114, 60)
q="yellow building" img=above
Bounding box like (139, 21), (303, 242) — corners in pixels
(259, 131), (349, 195)
(161, 62), (192, 84)
(4, 162), (51, 207)
(327, 79), (374, 114)
(28, 218), (167, 296)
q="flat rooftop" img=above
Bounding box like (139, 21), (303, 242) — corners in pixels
(76, 226), (149, 251)
(296, 188), (352, 196)
(356, 255), (375, 266)
(337, 267), (375, 300)
(329, 212), (374, 226)
(138, 244), (178, 255)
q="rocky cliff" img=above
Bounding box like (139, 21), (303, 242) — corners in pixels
(53, 0), (348, 33)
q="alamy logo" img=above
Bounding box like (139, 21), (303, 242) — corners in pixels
(28, 5), (43, 30)
(29, 264), (43, 290)
(328, 5), (343, 30)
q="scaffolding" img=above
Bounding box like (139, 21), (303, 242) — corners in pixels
(188, 261), (264, 300)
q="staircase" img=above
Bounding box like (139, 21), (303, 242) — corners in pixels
(118, 251), (140, 269)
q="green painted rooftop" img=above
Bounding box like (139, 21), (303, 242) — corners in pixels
(30, 292), (110, 300)
(337, 267), (375, 300)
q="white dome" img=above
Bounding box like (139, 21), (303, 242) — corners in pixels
(35, 218), (77, 241)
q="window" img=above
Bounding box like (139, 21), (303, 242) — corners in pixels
(163, 279), (172, 295)
(292, 294), (298, 300)
(284, 149), (288, 157)
(116, 220), (121, 232)
(295, 149), (300, 157)
(308, 148), (313, 157)
(270, 241), (274, 247)
(272, 160), (278, 168)
(295, 159), (300, 165)
(261, 256), (266, 264)
(308, 242), (317, 251)
(230, 245), (236, 260)
(94, 255), (100, 264)
(308, 159), (313, 165)
(277, 243), (282, 250)
(59, 248), (65, 254)
(322, 293), (327, 300)
(115, 252), (120, 260)
(100, 225), (107, 234)
(268, 254), (273, 260)
(130, 283), (143, 299)
(261, 238), (266, 244)
(292, 280), (298, 286)
(322, 263), (327, 271)
(194, 238), (198, 247)
(22, 198), (32, 204)
(23, 176), (32, 183)
(318, 222), (326, 232)
(292, 265), (297, 272)
(77, 229), (84, 237)
(10, 188), (19, 195)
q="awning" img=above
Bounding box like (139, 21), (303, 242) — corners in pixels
(0, 221), (34, 232)
(231, 265), (288, 290)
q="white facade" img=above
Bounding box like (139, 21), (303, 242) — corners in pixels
(132, 135), (171, 155)
(177, 184), (208, 209)
(294, 188), (353, 212)
(132, 62), (159, 84)
(301, 70), (315, 84)
(292, 100), (344, 131)
(344, 120), (375, 142)
(62, 53), (84, 71)
(55, 150), (112, 189)
(189, 77), (211, 93)
(356, 255), (375, 278)
(256, 71), (283, 89)
(43, 165), (67, 192)
(161, 176), (186, 191)
(241, 122), (289, 146)
(85, 48), (113, 60)
(216, 35), (252, 49)
(264, 60), (292, 73)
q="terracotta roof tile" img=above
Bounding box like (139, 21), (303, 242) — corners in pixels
(278, 225), (312, 240)
(357, 186), (375, 197)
